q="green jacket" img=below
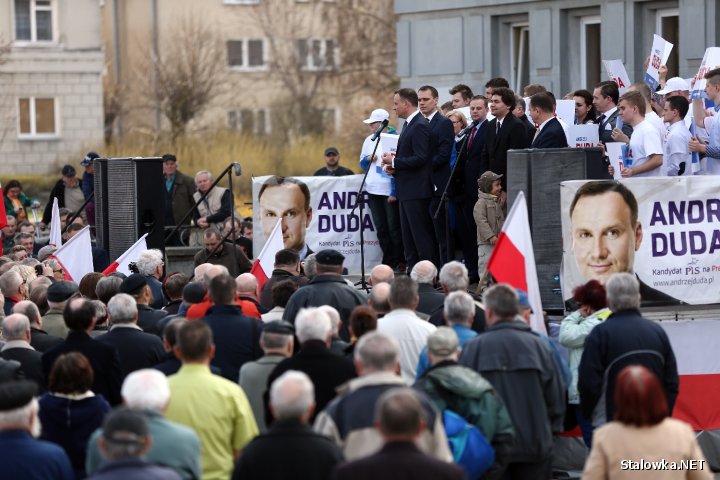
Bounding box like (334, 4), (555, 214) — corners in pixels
(4, 192), (37, 219)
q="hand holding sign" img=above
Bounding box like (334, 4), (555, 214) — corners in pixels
(644, 34), (674, 91)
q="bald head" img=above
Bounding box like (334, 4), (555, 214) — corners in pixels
(369, 265), (395, 286)
(235, 273), (259, 298)
(369, 282), (391, 315)
(193, 263), (212, 282)
(2, 313), (31, 341)
(12, 300), (41, 326)
(202, 265), (228, 285)
(410, 260), (437, 285)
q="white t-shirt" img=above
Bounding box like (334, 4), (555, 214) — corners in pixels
(628, 120), (663, 177)
(663, 121), (692, 176)
(360, 134), (392, 196)
(645, 111), (667, 146)
(703, 113), (720, 175)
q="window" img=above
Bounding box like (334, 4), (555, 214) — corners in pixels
(296, 38), (337, 71)
(656, 9), (679, 78)
(227, 109), (270, 135)
(580, 16), (601, 89)
(18, 97), (58, 137)
(14, 0), (55, 42)
(510, 24), (529, 93)
(226, 39), (266, 70)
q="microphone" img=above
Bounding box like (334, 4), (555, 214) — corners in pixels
(232, 162), (242, 176)
(459, 120), (479, 137)
(370, 119), (389, 141)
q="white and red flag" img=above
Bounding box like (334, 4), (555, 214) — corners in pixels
(51, 226), (93, 282)
(49, 197), (62, 247)
(250, 219), (283, 290)
(102, 233), (148, 276)
(486, 191), (546, 334)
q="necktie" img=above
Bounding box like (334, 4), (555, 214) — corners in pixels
(468, 125), (478, 150)
(597, 114), (606, 136)
(496, 121), (501, 135)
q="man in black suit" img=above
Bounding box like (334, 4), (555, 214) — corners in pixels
(514, 95), (537, 145)
(96, 293), (165, 379)
(418, 85), (455, 265)
(13, 301), (63, 353)
(529, 92), (569, 148)
(119, 274), (168, 337)
(593, 80), (633, 144)
(480, 87), (532, 195)
(1, 313), (45, 391)
(332, 388), (465, 480)
(41, 298), (123, 405)
(382, 88), (438, 269)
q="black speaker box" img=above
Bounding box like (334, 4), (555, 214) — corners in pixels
(94, 157), (165, 261)
(506, 148), (610, 311)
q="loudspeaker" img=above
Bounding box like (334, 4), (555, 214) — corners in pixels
(506, 148), (610, 311)
(94, 157), (165, 261)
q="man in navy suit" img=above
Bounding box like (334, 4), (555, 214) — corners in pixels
(480, 87), (531, 195)
(529, 92), (568, 148)
(593, 80), (634, 144)
(382, 88), (438, 270)
(418, 86), (454, 265)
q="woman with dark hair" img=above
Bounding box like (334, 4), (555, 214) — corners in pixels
(78, 272), (104, 300)
(38, 352), (111, 479)
(3, 179), (40, 221)
(583, 365), (710, 479)
(559, 279), (610, 446)
(344, 305), (378, 358)
(573, 89), (597, 125)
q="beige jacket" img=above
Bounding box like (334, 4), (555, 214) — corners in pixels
(473, 191), (504, 245)
(194, 186), (228, 221)
(582, 418), (711, 480)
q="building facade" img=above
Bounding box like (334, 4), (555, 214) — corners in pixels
(0, 0), (104, 175)
(395, 0), (719, 100)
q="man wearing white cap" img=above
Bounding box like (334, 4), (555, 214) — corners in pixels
(359, 109), (404, 271)
(657, 77), (693, 129)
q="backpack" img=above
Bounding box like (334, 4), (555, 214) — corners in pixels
(442, 408), (495, 480)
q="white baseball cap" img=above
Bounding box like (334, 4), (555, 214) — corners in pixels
(363, 108), (390, 124)
(657, 77), (690, 95)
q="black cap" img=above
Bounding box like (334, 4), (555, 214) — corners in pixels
(119, 273), (147, 295)
(262, 320), (295, 335)
(182, 282), (207, 304)
(324, 147), (339, 156)
(102, 408), (149, 444)
(81, 152), (99, 167)
(46, 281), (79, 302)
(61, 164), (76, 177)
(315, 249), (345, 266)
(0, 381), (37, 411)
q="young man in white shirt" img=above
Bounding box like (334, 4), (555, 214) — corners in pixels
(616, 90), (663, 177)
(662, 96), (693, 176)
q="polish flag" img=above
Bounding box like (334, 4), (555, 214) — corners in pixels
(486, 191), (546, 334)
(250, 219), (283, 290)
(49, 197), (62, 247)
(102, 233), (149, 275)
(0, 183), (7, 236)
(51, 226), (93, 282)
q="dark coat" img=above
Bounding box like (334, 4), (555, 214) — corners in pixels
(456, 120), (489, 205)
(597, 108), (634, 145)
(193, 242), (253, 277)
(480, 114), (531, 190)
(331, 442), (465, 480)
(428, 113), (455, 197)
(531, 117), (567, 149)
(168, 170), (196, 226)
(1, 346), (45, 391)
(153, 352), (222, 377)
(146, 276), (167, 310)
(0, 430), (74, 480)
(42, 331), (123, 405)
(429, 302), (487, 334)
(89, 458), (181, 480)
(578, 308), (679, 423)
(137, 304), (168, 337)
(393, 113), (433, 201)
(259, 269), (309, 310)
(204, 304), (263, 381)
(232, 420), (344, 480)
(267, 340), (356, 423)
(415, 283), (445, 316)
(459, 319), (565, 463)
(96, 327), (166, 379)
(520, 115), (537, 145)
(42, 179), (66, 225)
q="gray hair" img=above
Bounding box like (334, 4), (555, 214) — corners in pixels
(0, 270), (23, 296)
(295, 308), (331, 344)
(270, 370), (315, 421)
(29, 276), (52, 294)
(107, 293), (138, 324)
(317, 305), (341, 335)
(2, 313), (30, 340)
(202, 265), (229, 285)
(194, 170), (214, 183)
(369, 282), (391, 314)
(354, 331), (399, 373)
(121, 369), (170, 411)
(135, 250), (164, 276)
(260, 331), (293, 350)
(606, 273), (641, 311)
(370, 265), (395, 285)
(12, 301), (40, 326)
(443, 291), (475, 325)
(410, 260), (437, 285)
(439, 261), (469, 292)
(303, 254), (317, 279)
(482, 283), (518, 319)
(0, 398), (37, 432)
(95, 276), (123, 304)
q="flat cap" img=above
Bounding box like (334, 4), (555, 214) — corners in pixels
(119, 273), (147, 295)
(47, 281), (78, 302)
(102, 408), (149, 444)
(315, 249), (344, 266)
(324, 146), (339, 156)
(262, 320), (295, 335)
(426, 327), (459, 357)
(0, 380), (37, 411)
(182, 282), (207, 304)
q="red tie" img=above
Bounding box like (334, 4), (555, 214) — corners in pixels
(468, 125), (478, 150)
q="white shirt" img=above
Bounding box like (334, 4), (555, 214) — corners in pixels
(663, 121), (692, 176)
(598, 106), (618, 132)
(377, 308), (436, 385)
(703, 113), (720, 174)
(424, 110), (438, 122)
(645, 111), (667, 146)
(628, 120), (663, 177)
(360, 133), (392, 196)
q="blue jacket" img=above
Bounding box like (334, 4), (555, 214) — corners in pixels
(415, 324), (477, 379)
(204, 304), (263, 381)
(0, 430), (74, 480)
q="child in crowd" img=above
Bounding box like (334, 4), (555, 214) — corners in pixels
(473, 171), (504, 279)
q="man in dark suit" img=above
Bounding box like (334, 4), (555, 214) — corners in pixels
(96, 293), (166, 379)
(514, 95), (537, 145)
(1, 314), (45, 391)
(119, 274), (168, 337)
(331, 388), (465, 480)
(480, 87), (532, 195)
(418, 85), (455, 265)
(13, 301), (64, 353)
(382, 88), (438, 270)
(41, 298), (123, 405)
(529, 92), (569, 148)
(593, 80), (634, 144)
(409, 261), (445, 316)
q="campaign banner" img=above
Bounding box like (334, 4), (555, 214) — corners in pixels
(644, 34), (674, 91)
(566, 124), (599, 148)
(602, 59), (632, 94)
(605, 142), (625, 180)
(560, 177), (720, 306)
(379, 133), (399, 160)
(252, 175), (383, 275)
(691, 47), (720, 100)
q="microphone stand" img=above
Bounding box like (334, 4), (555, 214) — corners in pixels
(350, 132), (384, 293)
